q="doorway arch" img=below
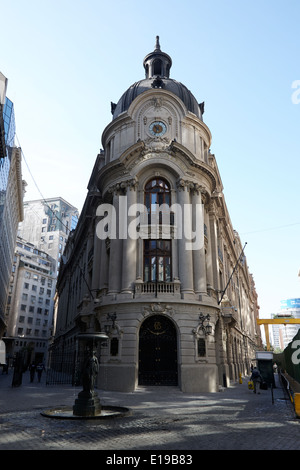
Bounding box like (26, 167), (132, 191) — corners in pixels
(138, 315), (178, 386)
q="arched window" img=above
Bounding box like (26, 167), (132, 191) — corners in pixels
(143, 178), (172, 283)
(144, 178), (170, 225)
(153, 59), (162, 76)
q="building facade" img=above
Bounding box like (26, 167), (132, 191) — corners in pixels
(15, 197), (78, 343)
(271, 298), (300, 350)
(5, 237), (56, 365)
(0, 73), (25, 338)
(53, 38), (261, 393)
(18, 197), (79, 278)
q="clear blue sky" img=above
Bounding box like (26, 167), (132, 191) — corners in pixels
(1, 0), (300, 320)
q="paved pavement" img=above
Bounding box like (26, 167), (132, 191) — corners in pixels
(0, 368), (299, 452)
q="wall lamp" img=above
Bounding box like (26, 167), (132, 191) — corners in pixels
(104, 312), (117, 334)
(198, 313), (212, 336)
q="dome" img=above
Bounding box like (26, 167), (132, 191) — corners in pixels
(111, 37), (204, 120)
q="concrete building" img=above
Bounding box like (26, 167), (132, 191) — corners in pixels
(53, 38), (261, 393)
(271, 299), (300, 350)
(4, 237), (56, 365)
(18, 197), (79, 277)
(0, 72), (25, 338)
(16, 197), (78, 340)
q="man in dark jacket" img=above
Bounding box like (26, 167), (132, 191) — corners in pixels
(36, 363), (45, 382)
(250, 367), (262, 394)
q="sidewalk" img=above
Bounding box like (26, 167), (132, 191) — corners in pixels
(0, 369), (299, 450)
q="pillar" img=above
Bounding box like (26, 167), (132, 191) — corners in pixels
(108, 189), (123, 295)
(121, 180), (137, 295)
(191, 186), (207, 297)
(176, 180), (194, 298)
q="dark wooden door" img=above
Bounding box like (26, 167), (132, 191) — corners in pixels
(139, 315), (178, 386)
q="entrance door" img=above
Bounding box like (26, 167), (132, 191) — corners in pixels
(138, 315), (178, 386)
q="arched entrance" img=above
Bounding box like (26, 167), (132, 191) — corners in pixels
(138, 315), (178, 386)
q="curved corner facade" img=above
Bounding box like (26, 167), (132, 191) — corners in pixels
(53, 39), (262, 393)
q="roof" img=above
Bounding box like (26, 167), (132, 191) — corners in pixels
(112, 78), (202, 119)
(111, 37), (203, 120)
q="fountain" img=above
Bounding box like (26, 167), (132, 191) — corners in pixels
(41, 332), (130, 419)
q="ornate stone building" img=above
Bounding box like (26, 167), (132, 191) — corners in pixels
(53, 38), (261, 393)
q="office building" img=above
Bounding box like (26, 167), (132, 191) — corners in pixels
(53, 38), (261, 393)
(5, 237), (56, 364)
(0, 72), (25, 338)
(272, 298), (300, 350)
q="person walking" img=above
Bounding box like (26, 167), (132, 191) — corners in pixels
(36, 363), (45, 383)
(250, 366), (262, 394)
(29, 362), (36, 383)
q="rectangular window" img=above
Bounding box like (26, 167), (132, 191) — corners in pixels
(197, 338), (206, 357)
(144, 240), (171, 282)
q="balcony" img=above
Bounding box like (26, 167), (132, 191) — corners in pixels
(134, 279), (181, 298)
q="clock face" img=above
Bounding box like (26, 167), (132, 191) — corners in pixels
(149, 121), (167, 137)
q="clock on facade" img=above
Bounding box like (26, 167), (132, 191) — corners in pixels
(149, 121), (167, 137)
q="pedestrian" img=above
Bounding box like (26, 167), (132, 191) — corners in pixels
(250, 366), (262, 394)
(36, 362), (45, 382)
(29, 362), (36, 382)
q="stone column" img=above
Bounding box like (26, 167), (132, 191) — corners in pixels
(108, 188), (123, 295)
(176, 180), (194, 298)
(208, 200), (220, 294)
(191, 185), (207, 298)
(204, 207), (213, 291)
(98, 238), (109, 293)
(121, 179), (137, 296)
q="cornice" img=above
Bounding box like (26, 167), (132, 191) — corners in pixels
(169, 141), (217, 191)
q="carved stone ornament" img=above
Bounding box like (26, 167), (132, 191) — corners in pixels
(143, 303), (174, 317)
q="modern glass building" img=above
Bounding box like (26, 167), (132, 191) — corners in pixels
(272, 298), (300, 350)
(0, 98), (15, 224)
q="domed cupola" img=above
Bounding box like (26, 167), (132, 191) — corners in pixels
(143, 36), (172, 80)
(111, 37), (204, 120)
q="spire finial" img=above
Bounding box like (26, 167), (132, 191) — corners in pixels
(155, 35), (161, 51)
